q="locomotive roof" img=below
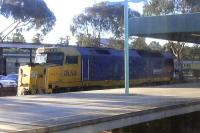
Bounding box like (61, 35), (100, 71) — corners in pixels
(77, 47), (140, 57)
(76, 47), (173, 58)
(37, 46), (174, 59)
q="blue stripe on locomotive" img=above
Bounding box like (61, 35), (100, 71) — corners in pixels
(77, 47), (174, 81)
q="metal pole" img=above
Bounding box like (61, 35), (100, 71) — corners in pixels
(124, 0), (129, 95)
(29, 49), (32, 63)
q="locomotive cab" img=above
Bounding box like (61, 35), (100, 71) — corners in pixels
(18, 47), (81, 95)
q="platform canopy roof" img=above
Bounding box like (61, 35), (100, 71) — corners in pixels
(129, 13), (200, 44)
(0, 42), (53, 49)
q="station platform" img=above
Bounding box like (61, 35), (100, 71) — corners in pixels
(0, 82), (200, 133)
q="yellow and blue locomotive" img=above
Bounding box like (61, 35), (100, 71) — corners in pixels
(18, 46), (174, 95)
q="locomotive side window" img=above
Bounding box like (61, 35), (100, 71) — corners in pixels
(95, 49), (110, 54)
(65, 56), (78, 64)
(47, 53), (64, 65)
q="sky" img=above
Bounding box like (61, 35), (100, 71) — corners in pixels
(0, 0), (164, 44)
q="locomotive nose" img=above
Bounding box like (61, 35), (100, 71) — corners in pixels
(18, 65), (47, 95)
(18, 66), (31, 95)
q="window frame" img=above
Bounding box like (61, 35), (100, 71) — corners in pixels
(65, 56), (79, 64)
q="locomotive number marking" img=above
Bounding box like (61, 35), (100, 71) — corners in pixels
(64, 70), (77, 77)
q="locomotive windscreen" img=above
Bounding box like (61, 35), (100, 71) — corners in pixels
(35, 52), (64, 65)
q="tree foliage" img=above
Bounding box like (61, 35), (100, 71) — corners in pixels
(108, 38), (124, 50)
(164, 41), (185, 79)
(143, 0), (174, 16)
(143, 0), (200, 16)
(149, 41), (162, 51)
(70, 2), (140, 47)
(32, 33), (43, 43)
(190, 44), (200, 60)
(57, 35), (70, 45)
(130, 37), (149, 50)
(169, 41), (185, 59)
(76, 34), (99, 47)
(173, 0), (200, 13)
(0, 0), (56, 41)
(11, 28), (25, 42)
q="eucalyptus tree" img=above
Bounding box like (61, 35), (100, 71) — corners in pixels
(70, 2), (140, 47)
(0, 0), (56, 42)
(11, 28), (25, 42)
(130, 37), (149, 50)
(191, 44), (200, 61)
(143, 0), (200, 16)
(163, 41), (185, 79)
(32, 33), (44, 44)
(58, 35), (70, 45)
(149, 41), (162, 51)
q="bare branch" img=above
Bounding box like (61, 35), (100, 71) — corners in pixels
(17, 19), (33, 28)
(0, 21), (18, 35)
(1, 21), (21, 41)
(170, 45), (177, 57)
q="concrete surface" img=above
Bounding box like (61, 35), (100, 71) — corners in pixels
(0, 82), (200, 133)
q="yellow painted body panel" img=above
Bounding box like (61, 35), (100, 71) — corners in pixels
(47, 64), (81, 88)
(18, 63), (82, 94)
(18, 65), (47, 95)
(81, 77), (171, 88)
(18, 65), (31, 86)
